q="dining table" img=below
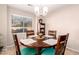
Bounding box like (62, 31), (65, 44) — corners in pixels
(20, 35), (57, 55)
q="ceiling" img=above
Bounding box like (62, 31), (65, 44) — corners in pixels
(8, 4), (66, 15)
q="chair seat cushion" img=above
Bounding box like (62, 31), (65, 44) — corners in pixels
(20, 48), (37, 55)
(41, 47), (55, 55)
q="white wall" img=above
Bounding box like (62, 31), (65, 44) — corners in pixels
(0, 5), (8, 48)
(7, 6), (36, 47)
(46, 5), (79, 52)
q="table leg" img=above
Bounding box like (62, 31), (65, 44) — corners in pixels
(36, 48), (42, 55)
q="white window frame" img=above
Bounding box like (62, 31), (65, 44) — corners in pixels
(11, 14), (32, 33)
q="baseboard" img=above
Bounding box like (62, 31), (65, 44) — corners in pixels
(66, 47), (79, 53)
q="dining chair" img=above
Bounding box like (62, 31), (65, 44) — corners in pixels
(26, 30), (35, 38)
(48, 30), (57, 39)
(26, 30), (34, 38)
(41, 33), (69, 55)
(13, 34), (37, 55)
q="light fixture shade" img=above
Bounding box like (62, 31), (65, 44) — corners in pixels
(35, 6), (39, 16)
(43, 7), (48, 16)
(34, 6), (48, 16)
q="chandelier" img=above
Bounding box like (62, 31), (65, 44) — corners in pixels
(34, 6), (48, 16)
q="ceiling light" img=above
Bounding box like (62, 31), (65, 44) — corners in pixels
(34, 6), (48, 16)
(43, 7), (48, 16)
(35, 6), (39, 16)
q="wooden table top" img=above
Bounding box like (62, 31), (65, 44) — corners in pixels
(20, 38), (57, 48)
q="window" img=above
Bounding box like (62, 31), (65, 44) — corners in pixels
(11, 15), (32, 33)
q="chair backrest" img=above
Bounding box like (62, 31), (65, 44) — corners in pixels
(13, 34), (21, 55)
(48, 30), (56, 39)
(26, 30), (34, 38)
(55, 33), (69, 55)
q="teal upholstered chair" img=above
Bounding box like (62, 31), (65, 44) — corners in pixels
(41, 33), (69, 55)
(20, 47), (37, 55)
(13, 35), (37, 55)
(41, 47), (55, 55)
